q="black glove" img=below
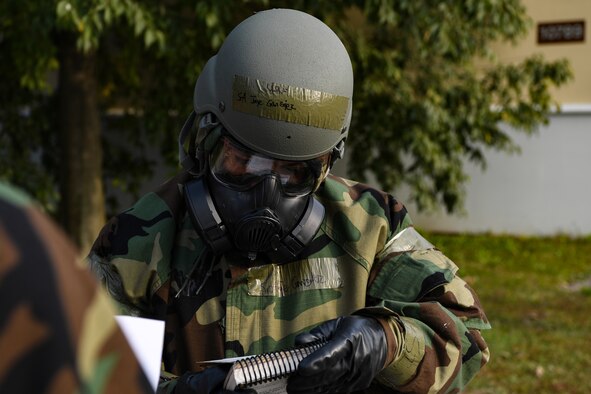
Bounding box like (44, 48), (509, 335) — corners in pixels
(287, 315), (388, 393)
(174, 366), (238, 394)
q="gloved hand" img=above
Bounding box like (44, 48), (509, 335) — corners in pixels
(174, 366), (241, 394)
(287, 315), (388, 393)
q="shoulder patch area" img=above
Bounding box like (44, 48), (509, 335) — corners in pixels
(315, 176), (393, 267)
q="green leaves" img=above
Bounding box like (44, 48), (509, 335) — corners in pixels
(0, 0), (573, 217)
(55, 0), (165, 52)
(339, 0), (571, 213)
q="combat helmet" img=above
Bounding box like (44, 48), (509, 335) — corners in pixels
(193, 8), (354, 162)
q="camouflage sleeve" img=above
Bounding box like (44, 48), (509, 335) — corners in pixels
(365, 201), (491, 393)
(0, 182), (152, 393)
(87, 172), (190, 317)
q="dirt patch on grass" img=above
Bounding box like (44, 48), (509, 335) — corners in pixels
(563, 276), (591, 292)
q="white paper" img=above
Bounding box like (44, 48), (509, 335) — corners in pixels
(115, 315), (165, 392)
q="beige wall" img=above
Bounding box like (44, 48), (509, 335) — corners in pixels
(491, 0), (590, 104)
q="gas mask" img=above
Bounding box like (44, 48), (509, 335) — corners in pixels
(185, 134), (328, 262)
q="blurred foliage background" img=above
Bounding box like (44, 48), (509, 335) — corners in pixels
(0, 0), (572, 253)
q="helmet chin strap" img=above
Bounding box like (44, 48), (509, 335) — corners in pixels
(184, 177), (325, 262)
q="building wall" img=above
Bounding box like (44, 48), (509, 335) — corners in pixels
(399, 113), (591, 236)
(493, 0), (591, 104)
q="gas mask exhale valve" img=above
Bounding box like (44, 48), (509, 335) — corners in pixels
(232, 207), (282, 260)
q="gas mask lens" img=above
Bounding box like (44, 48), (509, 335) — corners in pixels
(209, 136), (330, 196)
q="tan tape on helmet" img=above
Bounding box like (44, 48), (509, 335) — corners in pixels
(232, 75), (350, 131)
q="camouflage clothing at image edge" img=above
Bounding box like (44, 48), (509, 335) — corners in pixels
(89, 172), (491, 393)
(0, 182), (152, 393)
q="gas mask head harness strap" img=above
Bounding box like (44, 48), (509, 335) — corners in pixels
(180, 112), (332, 262)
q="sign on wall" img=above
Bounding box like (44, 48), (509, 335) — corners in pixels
(537, 20), (585, 44)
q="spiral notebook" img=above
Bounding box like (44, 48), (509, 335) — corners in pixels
(201, 340), (325, 393)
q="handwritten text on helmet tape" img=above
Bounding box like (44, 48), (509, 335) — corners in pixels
(232, 75), (349, 131)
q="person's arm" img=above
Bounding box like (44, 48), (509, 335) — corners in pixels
(87, 184), (182, 317)
(368, 262), (490, 392)
(0, 182), (152, 393)
(289, 191), (490, 393)
(289, 244), (489, 393)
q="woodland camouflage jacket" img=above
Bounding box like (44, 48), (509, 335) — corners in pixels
(0, 182), (151, 393)
(88, 172), (491, 393)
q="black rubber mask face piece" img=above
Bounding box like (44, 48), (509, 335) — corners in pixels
(184, 172), (325, 262)
(208, 174), (309, 260)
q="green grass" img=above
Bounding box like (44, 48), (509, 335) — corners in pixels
(425, 232), (591, 394)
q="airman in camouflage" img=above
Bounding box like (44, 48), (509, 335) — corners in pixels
(0, 182), (152, 393)
(89, 173), (490, 393)
(88, 8), (490, 394)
